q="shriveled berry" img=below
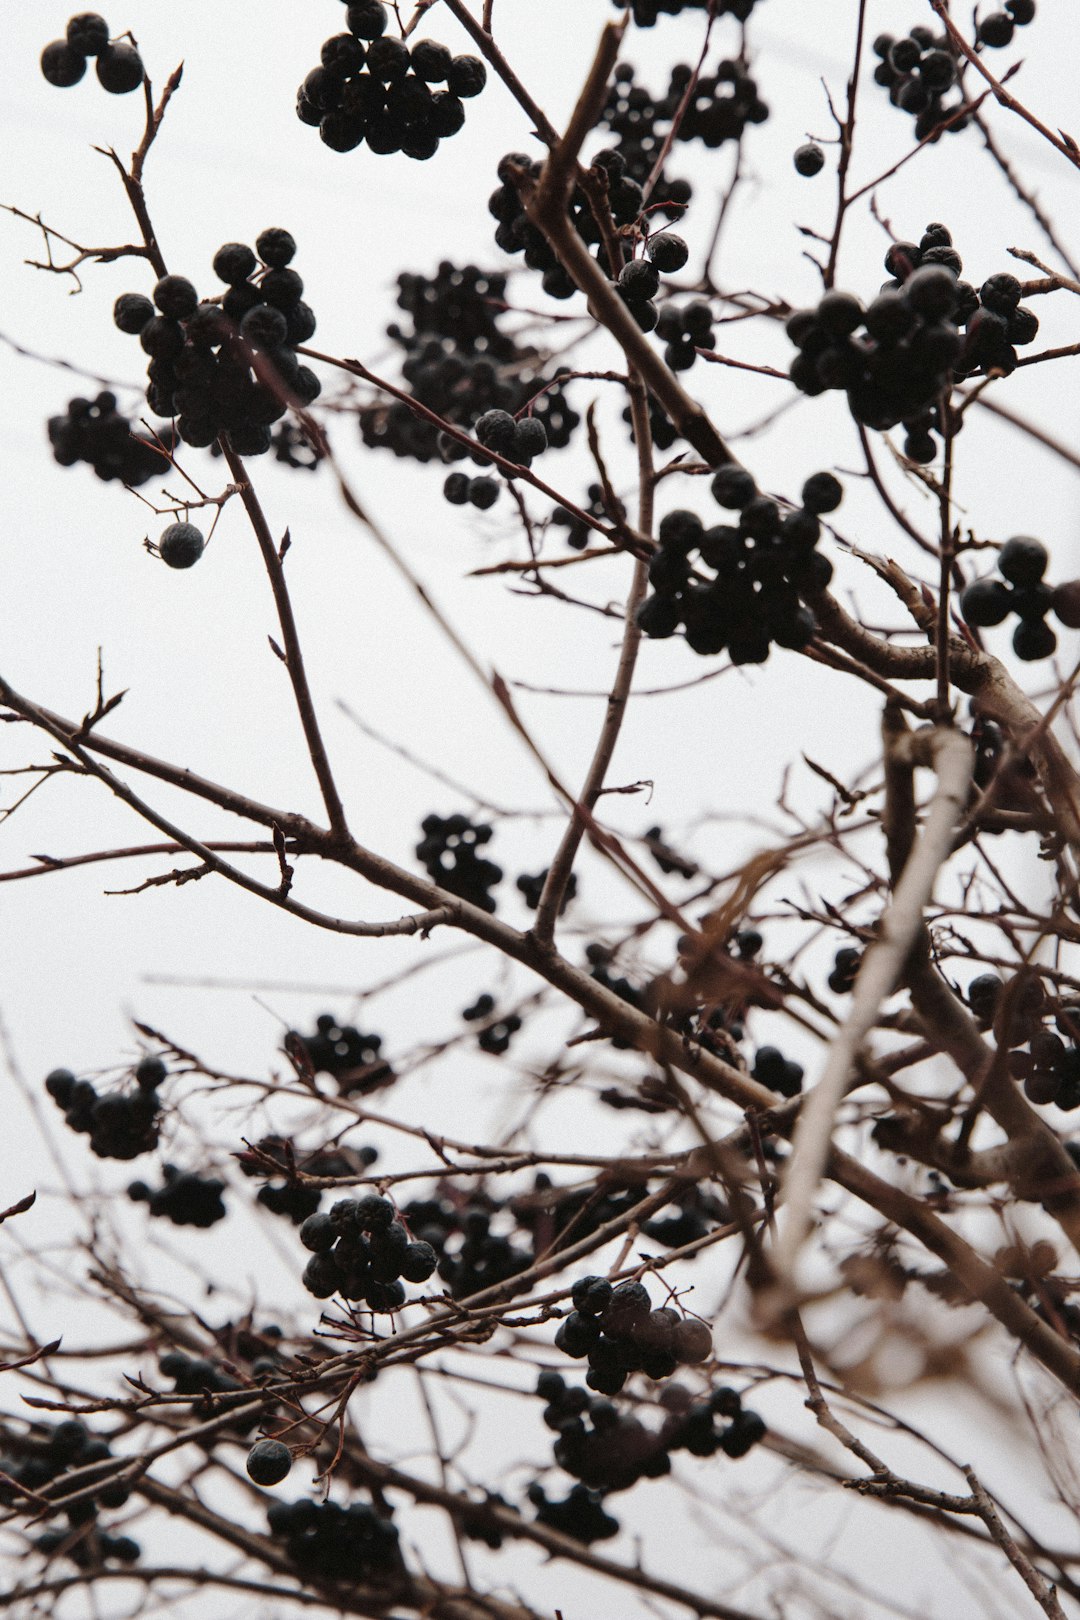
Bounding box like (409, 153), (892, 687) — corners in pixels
(647, 233), (689, 273)
(213, 242), (258, 284)
(158, 522), (205, 570)
(246, 1439), (292, 1486)
(113, 292), (155, 334)
(153, 275), (199, 320)
(793, 142), (825, 176)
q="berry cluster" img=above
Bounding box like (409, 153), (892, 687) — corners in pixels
(41, 13), (143, 94)
(644, 825), (698, 878)
(45, 1056), (165, 1160)
(1, 1419), (130, 1530)
(552, 484), (610, 551)
(1010, 1008), (1080, 1110)
(267, 1496), (403, 1581)
(539, 1369), (765, 1494)
(751, 1044), (804, 1097)
(240, 1134), (377, 1223)
(613, 0), (761, 21)
(516, 868), (578, 912)
(960, 536), (1080, 663)
(298, 1194), (438, 1309)
(788, 226), (1039, 453)
(654, 296), (715, 371)
(289, 1013), (394, 1094)
(828, 945), (862, 993)
(443, 471), (499, 510)
(586, 942), (645, 1046)
(528, 1480), (619, 1544)
(871, 27), (965, 141)
(490, 148), (644, 293)
(597, 56), (767, 158)
(463, 993), (523, 1056)
(593, 67), (693, 221)
(641, 1184), (730, 1246)
(635, 468), (841, 665)
(978, 2), (1036, 48)
(362, 261), (579, 462)
(128, 1164), (227, 1227)
(554, 1277), (713, 1394)
(966, 971), (1048, 1043)
(113, 229), (320, 458)
(296, 5), (485, 161)
(404, 1194), (533, 1298)
(158, 1351), (257, 1434)
(416, 813), (502, 912)
(625, 392), (681, 451)
(48, 392), (168, 486)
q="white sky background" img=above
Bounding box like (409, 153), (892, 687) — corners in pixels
(2, 1), (1080, 1617)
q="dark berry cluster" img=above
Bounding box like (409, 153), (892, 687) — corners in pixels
(519, 1176), (653, 1255)
(613, 0), (762, 21)
(1010, 1009), (1080, 1110)
(593, 67), (694, 221)
(462, 994), (523, 1055)
(641, 1184), (730, 1246)
(267, 1495), (403, 1581)
(870, 27), (966, 141)
(35, 1524), (140, 1566)
(157, 1351), (257, 1434)
(585, 942), (645, 1048)
(404, 1194), (533, 1298)
(751, 1044), (804, 1097)
(595, 57), (767, 158)
(539, 1369), (765, 1498)
(239, 1134), (377, 1223)
(489, 148), (645, 294)
(47, 392), (168, 486)
(552, 484), (610, 551)
(978, 2), (1036, 48)
(527, 1480), (620, 1544)
(416, 813), (502, 912)
(653, 297), (715, 371)
(298, 1194), (438, 1309)
(2, 1419), (132, 1546)
(960, 536), (1080, 663)
(635, 468), (841, 665)
(41, 13), (143, 94)
(128, 1164), (227, 1227)
(644, 825), (698, 878)
(828, 945), (862, 993)
(516, 868), (577, 912)
(289, 1013), (394, 1094)
(211, 417), (323, 472)
(361, 261), (579, 462)
(965, 971), (1047, 1041)
(443, 471), (499, 510)
(624, 392), (682, 451)
(554, 1277), (713, 1394)
(113, 229), (320, 458)
(44, 1056), (164, 1160)
(788, 226), (1039, 453)
(296, 3), (485, 161)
